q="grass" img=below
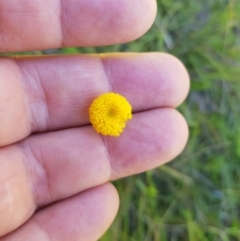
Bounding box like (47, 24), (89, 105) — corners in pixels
(98, 0), (240, 240)
(6, 0), (240, 240)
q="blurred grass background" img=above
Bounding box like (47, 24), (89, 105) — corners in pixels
(7, 0), (240, 240)
(97, 0), (240, 240)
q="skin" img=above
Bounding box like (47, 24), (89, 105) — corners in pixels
(0, 0), (190, 240)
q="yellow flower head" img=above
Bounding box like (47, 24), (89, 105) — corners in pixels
(89, 92), (132, 136)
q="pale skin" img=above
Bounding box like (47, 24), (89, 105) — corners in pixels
(0, 0), (189, 240)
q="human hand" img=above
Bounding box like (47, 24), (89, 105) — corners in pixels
(0, 0), (189, 240)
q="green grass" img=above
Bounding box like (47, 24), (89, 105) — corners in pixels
(7, 0), (240, 240)
(98, 0), (240, 240)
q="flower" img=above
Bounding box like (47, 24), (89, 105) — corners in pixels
(89, 92), (132, 136)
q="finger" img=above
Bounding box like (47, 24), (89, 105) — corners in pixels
(0, 53), (189, 146)
(0, 0), (156, 52)
(0, 108), (188, 235)
(0, 183), (119, 241)
(0, 145), (35, 236)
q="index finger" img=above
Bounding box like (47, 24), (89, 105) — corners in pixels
(0, 0), (157, 52)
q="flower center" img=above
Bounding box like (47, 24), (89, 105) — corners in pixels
(108, 106), (118, 117)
